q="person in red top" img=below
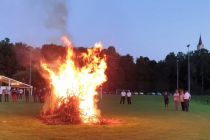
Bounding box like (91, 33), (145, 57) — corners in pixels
(11, 88), (17, 103)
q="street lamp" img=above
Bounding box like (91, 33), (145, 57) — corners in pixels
(176, 58), (179, 89)
(187, 44), (190, 93)
(29, 48), (32, 85)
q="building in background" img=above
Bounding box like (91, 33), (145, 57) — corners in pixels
(197, 35), (204, 50)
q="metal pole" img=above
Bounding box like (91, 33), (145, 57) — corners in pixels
(29, 49), (32, 85)
(176, 59), (179, 89)
(9, 79), (11, 89)
(187, 44), (190, 93)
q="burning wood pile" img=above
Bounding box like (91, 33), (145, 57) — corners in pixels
(40, 96), (81, 124)
(39, 37), (107, 124)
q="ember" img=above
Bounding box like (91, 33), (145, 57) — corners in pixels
(40, 36), (107, 124)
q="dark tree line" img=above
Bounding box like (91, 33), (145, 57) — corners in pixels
(1, 38), (210, 95)
(105, 48), (210, 95)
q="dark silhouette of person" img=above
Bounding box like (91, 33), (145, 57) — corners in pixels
(163, 91), (169, 110)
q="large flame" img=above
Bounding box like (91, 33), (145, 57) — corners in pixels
(40, 36), (107, 124)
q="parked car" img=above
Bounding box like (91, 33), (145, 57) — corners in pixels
(139, 92), (144, 95)
(157, 92), (162, 96)
(134, 92), (139, 95)
(151, 92), (156, 96)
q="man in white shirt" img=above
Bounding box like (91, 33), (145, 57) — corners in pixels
(19, 88), (23, 100)
(127, 90), (132, 104)
(120, 90), (126, 104)
(184, 90), (191, 112)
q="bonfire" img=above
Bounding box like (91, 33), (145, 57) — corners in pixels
(40, 37), (107, 124)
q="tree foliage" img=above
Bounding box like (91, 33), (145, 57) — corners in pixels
(0, 37), (210, 95)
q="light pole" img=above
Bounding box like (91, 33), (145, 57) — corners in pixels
(176, 58), (179, 89)
(187, 44), (190, 93)
(29, 49), (32, 85)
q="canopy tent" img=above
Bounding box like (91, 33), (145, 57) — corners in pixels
(0, 75), (33, 94)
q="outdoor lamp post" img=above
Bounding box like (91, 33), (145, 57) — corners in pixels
(187, 44), (190, 93)
(29, 49), (32, 85)
(176, 58), (179, 89)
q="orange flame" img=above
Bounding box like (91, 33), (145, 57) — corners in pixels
(41, 36), (107, 123)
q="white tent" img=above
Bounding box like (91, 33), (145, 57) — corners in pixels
(0, 75), (33, 94)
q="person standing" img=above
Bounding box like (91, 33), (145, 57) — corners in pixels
(25, 89), (30, 102)
(163, 91), (169, 110)
(120, 90), (126, 104)
(38, 89), (43, 103)
(126, 90), (132, 104)
(19, 88), (23, 100)
(33, 87), (38, 103)
(184, 90), (191, 112)
(4, 87), (9, 102)
(173, 89), (180, 111)
(179, 89), (185, 111)
(0, 86), (2, 102)
(11, 88), (17, 103)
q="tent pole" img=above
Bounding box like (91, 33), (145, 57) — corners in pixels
(30, 87), (33, 96)
(9, 79), (11, 89)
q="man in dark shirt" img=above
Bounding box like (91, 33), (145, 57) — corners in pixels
(25, 89), (30, 102)
(163, 91), (169, 110)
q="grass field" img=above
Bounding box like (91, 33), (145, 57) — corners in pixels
(0, 95), (210, 140)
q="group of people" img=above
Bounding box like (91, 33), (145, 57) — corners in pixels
(120, 90), (132, 104)
(0, 86), (53, 103)
(10, 88), (25, 103)
(0, 87), (30, 103)
(163, 89), (191, 112)
(33, 88), (46, 103)
(0, 87), (10, 102)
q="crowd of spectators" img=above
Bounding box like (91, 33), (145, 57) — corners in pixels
(0, 86), (47, 103)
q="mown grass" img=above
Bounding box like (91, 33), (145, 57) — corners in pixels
(0, 95), (210, 140)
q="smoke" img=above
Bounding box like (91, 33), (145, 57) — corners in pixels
(43, 0), (69, 36)
(11, 0), (70, 83)
(28, 0), (69, 43)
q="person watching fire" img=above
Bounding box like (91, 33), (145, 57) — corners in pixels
(120, 90), (126, 104)
(3, 87), (9, 102)
(11, 88), (17, 103)
(126, 90), (132, 104)
(184, 90), (191, 112)
(173, 89), (180, 111)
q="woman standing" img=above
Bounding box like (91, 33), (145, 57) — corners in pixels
(173, 89), (180, 111)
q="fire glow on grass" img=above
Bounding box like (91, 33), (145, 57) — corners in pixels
(40, 36), (107, 124)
